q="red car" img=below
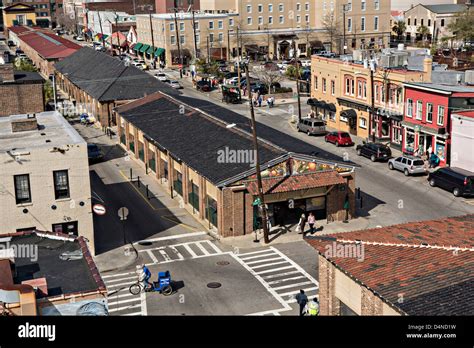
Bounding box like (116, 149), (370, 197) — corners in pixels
(324, 131), (354, 147)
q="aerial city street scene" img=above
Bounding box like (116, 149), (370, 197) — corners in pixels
(0, 0), (473, 343)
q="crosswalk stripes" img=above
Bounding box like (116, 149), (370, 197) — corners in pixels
(138, 240), (224, 265)
(235, 246), (319, 306)
(102, 271), (143, 316)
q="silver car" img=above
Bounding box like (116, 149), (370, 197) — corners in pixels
(297, 118), (326, 135)
(388, 155), (427, 176)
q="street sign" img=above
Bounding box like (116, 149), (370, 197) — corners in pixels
(92, 204), (106, 216)
(118, 207), (129, 220)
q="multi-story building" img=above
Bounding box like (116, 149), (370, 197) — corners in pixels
(315, 0), (391, 53)
(135, 12), (238, 66)
(310, 52), (432, 147)
(404, 4), (471, 46)
(0, 111), (96, 254)
(4, 0), (63, 28)
(0, 64), (45, 117)
(2, 2), (36, 31)
(401, 82), (474, 167)
(155, 0), (201, 13)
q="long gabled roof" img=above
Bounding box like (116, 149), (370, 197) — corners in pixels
(306, 214), (474, 315)
(54, 47), (162, 102)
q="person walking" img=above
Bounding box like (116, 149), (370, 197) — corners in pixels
(308, 212), (316, 234)
(258, 94), (263, 107)
(296, 290), (308, 316)
(296, 213), (306, 234)
(307, 297), (319, 316)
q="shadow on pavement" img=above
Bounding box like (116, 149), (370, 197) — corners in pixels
(355, 190), (386, 218)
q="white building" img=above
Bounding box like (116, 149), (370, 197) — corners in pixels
(451, 111), (474, 172)
(0, 112), (95, 254)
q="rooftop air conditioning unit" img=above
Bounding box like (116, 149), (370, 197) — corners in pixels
(465, 70), (474, 85)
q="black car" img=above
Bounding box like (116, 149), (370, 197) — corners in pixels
(196, 80), (212, 92)
(87, 143), (103, 163)
(428, 167), (474, 197)
(356, 142), (392, 162)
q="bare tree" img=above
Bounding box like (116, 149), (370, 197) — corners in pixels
(254, 66), (284, 96)
(322, 10), (341, 53)
(300, 24), (318, 57)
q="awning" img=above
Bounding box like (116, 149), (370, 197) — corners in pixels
(146, 45), (155, 55)
(133, 42), (143, 51)
(340, 109), (357, 119)
(139, 44), (150, 53)
(155, 47), (165, 57)
(322, 103), (336, 112)
(307, 98), (319, 107)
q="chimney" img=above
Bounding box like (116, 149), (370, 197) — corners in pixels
(423, 57), (432, 82)
(0, 64), (15, 83)
(11, 114), (38, 133)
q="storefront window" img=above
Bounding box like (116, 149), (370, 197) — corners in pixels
(392, 123), (401, 144)
(205, 196), (218, 227)
(188, 182), (199, 212)
(174, 171), (183, 196)
(435, 139), (446, 162)
(405, 129), (415, 152)
(148, 150), (156, 172)
(381, 119), (389, 137)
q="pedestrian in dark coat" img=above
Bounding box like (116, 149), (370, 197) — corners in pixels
(296, 290), (308, 316)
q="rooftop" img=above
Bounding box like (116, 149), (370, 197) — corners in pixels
(138, 12), (238, 20)
(116, 92), (286, 185)
(423, 4), (470, 14)
(54, 47), (163, 102)
(0, 111), (85, 152)
(404, 82), (474, 94)
(12, 70), (44, 84)
(306, 214), (474, 315)
(0, 230), (105, 298)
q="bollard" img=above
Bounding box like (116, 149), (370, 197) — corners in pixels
(137, 176), (140, 188)
(146, 185), (149, 199)
(145, 163), (148, 175)
(356, 187), (361, 200)
(130, 168), (133, 181)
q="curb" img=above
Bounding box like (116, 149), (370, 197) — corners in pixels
(96, 245), (140, 274)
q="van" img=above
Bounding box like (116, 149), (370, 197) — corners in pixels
(297, 118), (326, 135)
(428, 167), (474, 197)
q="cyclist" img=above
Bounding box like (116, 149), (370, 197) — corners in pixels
(138, 264), (152, 290)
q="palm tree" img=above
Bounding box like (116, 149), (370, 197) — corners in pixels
(392, 20), (406, 42)
(417, 25), (430, 43)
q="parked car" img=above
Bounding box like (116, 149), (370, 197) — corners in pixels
(75, 35), (85, 41)
(168, 80), (182, 89)
(196, 80), (212, 92)
(297, 118), (326, 135)
(428, 167), (474, 197)
(301, 59), (311, 67)
(324, 131), (354, 147)
(356, 142), (392, 161)
(132, 60), (147, 70)
(155, 73), (168, 81)
(388, 155), (426, 176)
(87, 143), (103, 163)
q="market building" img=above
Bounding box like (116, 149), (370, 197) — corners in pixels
(54, 46), (162, 127)
(310, 52), (432, 148)
(451, 110), (474, 172)
(402, 82), (474, 167)
(115, 91), (356, 238)
(0, 229), (107, 316)
(0, 111), (96, 254)
(8, 26), (81, 77)
(306, 214), (474, 316)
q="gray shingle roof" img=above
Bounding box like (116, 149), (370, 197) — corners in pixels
(54, 47), (162, 102)
(116, 93), (286, 185)
(423, 4), (469, 14)
(404, 82), (474, 93)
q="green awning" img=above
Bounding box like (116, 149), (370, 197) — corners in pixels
(154, 48), (165, 57)
(133, 42), (143, 51)
(146, 46), (155, 55)
(140, 44), (150, 53)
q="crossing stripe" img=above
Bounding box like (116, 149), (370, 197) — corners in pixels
(195, 241), (210, 256)
(169, 246), (184, 260)
(123, 311), (142, 316)
(102, 271), (136, 279)
(255, 265), (295, 275)
(239, 251), (276, 261)
(261, 270), (300, 280)
(134, 231), (207, 244)
(159, 249), (172, 262)
(147, 250), (159, 263)
(182, 243), (198, 257)
(109, 304), (141, 313)
(266, 275), (306, 285)
(107, 292), (135, 299)
(272, 281), (314, 291)
(277, 287), (318, 298)
(105, 275), (137, 284)
(250, 260), (289, 270)
(108, 298), (140, 307)
(205, 240), (222, 254)
(246, 256), (283, 265)
(237, 249), (274, 256)
(106, 280), (135, 288)
(270, 247), (319, 286)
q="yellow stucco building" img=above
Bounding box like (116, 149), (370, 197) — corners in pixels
(3, 3), (36, 30)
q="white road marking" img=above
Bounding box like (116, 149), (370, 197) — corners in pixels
(106, 280), (136, 288)
(195, 241), (210, 256)
(105, 275), (136, 283)
(141, 288), (147, 315)
(205, 240), (223, 254)
(109, 304), (141, 313)
(261, 270), (300, 280)
(102, 271), (136, 279)
(123, 312), (142, 316)
(146, 250), (159, 263)
(236, 249), (274, 256)
(159, 249), (172, 261)
(239, 251), (275, 261)
(266, 275), (306, 285)
(272, 281), (314, 291)
(250, 260), (289, 270)
(278, 287), (318, 298)
(107, 292), (135, 299)
(134, 231), (207, 244)
(247, 308), (287, 316)
(182, 243), (198, 257)
(255, 265), (295, 275)
(169, 246), (184, 260)
(108, 298), (140, 306)
(246, 256), (283, 265)
(270, 247), (319, 285)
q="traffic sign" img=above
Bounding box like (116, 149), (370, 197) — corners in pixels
(118, 207), (129, 220)
(93, 204), (106, 216)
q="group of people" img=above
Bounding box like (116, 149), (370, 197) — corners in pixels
(296, 212), (317, 235)
(416, 146), (440, 169)
(296, 290), (319, 316)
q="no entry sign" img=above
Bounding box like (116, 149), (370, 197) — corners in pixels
(93, 204), (106, 216)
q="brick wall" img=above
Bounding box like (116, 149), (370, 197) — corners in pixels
(361, 287), (384, 315)
(0, 64), (15, 82)
(326, 174), (356, 222)
(318, 255), (340, 315)
(0, 83), (44, 117)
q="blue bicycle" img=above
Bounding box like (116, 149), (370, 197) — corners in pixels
(129, 270), (173, 296)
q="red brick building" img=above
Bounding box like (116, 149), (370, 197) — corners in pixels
(155, 0), (200, 13)
(402, 83), (474, 167)
(115, 92), (356, 238)
(0, 64), (44, 117)
(306, 214), (474, 315)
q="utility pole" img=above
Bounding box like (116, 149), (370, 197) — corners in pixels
(342, 4), (347, 55)
(237, 26), (241, 89)
(227, 29), (231, 61)
(191, 7), (198, 59)
(97, 11), (106, 48)
(369, 61), (376, 142)
(172, 5), (183, 78)
(114, 12), (120, 55)
(245, 65), (270, 244)
(206, 35), (210, 63)
(148, 10), (156, 69)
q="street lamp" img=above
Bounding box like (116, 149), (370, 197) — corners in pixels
(369, 59), (376, 143)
